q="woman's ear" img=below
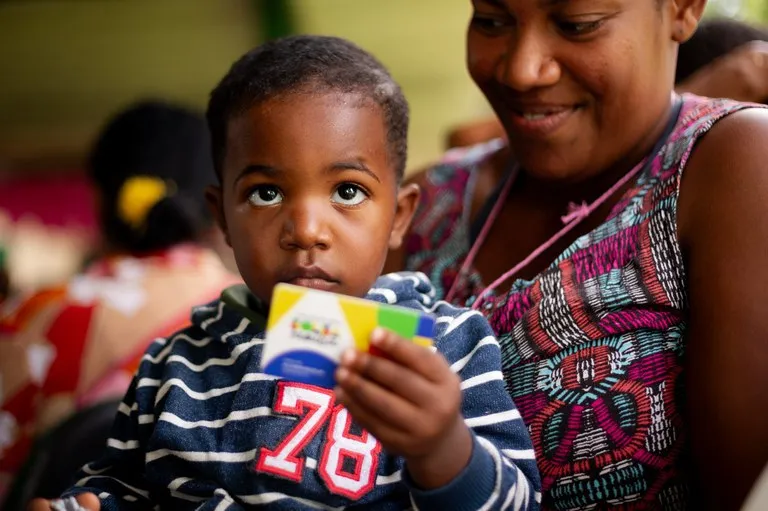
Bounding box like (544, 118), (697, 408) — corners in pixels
(204, 185), (231, 247)
(668, 0), (706, 43)
(389, 183), (420, 250)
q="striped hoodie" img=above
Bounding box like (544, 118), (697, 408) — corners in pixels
(63, 272), (540, 510)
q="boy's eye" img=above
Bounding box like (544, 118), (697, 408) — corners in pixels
(248, 185), (283, 206)
(332, 184), (368, 206)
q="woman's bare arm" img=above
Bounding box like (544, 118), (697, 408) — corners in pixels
(679, 108), (768, 510)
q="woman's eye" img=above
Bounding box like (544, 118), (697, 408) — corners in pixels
(248, 186), (283, 206)
(332, 184), (367, 206)
(557, 19), (603, 37)
(470, 14), (510, 34)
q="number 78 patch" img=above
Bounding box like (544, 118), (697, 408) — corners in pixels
(255, 381), (382, 500)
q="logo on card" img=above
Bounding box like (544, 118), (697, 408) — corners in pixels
(290, 314), (341, 345)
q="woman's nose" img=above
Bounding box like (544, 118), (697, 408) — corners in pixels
(495, 29), (561, 92)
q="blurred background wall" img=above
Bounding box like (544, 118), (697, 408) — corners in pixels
(0, 0), (489, 177)
(2, 0), (766, 177)
(0, 0), (259, 174)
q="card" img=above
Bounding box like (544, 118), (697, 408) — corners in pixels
(261, 283), (435, 388)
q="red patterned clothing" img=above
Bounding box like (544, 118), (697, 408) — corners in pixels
(0, 245), (239, 501)
(404, 95), (759, 509)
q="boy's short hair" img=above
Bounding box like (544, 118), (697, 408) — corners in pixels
(207, 35), (409, 181)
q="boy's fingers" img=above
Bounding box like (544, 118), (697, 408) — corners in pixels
(335, 366), (418, 427)
(339, 349), (433, 404)
(368, 328), (447, 382)
(334, 387), (412, 449)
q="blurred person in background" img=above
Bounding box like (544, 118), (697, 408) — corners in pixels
(0, 246), (8, 304)
(444, 17), (768, 150)
(0, 101), (238, 504)
(675, 17), (768, 101)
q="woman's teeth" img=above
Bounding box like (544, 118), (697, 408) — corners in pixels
(522, 112), (551, 120)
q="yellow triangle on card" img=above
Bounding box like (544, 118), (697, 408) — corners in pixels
(339, 297), (377, 351)
(267, 284), (306, 329)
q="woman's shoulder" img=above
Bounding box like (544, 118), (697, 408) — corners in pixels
(676, 93), (765, 139)
(678, 102), (768, 242)
(676, 94), (768, 190)
(643, 94), (765, 186)
(687, 94), (768, 138)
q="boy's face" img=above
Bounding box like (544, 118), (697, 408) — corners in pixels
(207, 91), (419, 305)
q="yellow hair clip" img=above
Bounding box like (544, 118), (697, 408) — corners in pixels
(116, 176), (170, 230)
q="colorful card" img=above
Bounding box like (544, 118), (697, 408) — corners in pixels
(261, 283), (435, 388)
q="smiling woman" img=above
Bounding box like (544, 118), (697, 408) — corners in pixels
(391, 0), (768, 509)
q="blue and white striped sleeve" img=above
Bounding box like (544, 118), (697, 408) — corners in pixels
(406, 307), (541, 510)
(60, 343), (165, 510)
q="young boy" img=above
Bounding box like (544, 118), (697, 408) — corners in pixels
(38, 35), (540, 510)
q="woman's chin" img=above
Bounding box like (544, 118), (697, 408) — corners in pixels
(512, 148), (592, 183)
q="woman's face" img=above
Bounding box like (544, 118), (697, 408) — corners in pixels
(467, 0), (687, 182)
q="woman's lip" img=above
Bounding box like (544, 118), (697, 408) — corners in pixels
(505, 106), (579, 138)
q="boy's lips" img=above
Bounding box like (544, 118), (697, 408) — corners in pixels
(279, 266), (340, 291)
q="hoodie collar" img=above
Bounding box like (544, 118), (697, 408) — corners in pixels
(191, 284), (267, 344)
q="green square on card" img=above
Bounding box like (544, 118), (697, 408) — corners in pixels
(378, 306), (418, 339)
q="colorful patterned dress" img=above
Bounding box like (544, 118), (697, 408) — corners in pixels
(404, 95), (758, 510)
(0, 245), (239, 503)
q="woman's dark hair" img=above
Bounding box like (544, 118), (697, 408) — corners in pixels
(88, 100), (216, 253)
(676, 17), (768, 85)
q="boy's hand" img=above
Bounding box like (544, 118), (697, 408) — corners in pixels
(334, 328), (473, 490)
(28, 494), (101, 511)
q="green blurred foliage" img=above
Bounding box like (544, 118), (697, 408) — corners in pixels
(707, 0), (768, 22)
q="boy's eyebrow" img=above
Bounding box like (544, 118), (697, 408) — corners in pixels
(234, 164), (279, 189)
(329, 161), (381, 183)
(233, 161), (382, 187)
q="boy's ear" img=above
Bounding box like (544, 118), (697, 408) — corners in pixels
(205, 185), (231, 247)
(668, 0), (706, 43)
(389, 183), (420, 250)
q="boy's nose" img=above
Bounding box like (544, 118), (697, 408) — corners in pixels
(279, 200), (331, 251)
